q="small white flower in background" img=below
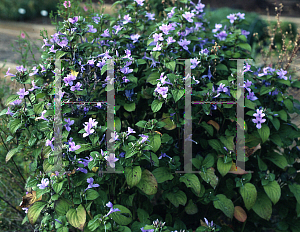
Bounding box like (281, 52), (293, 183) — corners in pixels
(18, 8), (26, 14)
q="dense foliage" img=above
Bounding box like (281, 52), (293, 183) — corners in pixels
(2, 0), (300, 231)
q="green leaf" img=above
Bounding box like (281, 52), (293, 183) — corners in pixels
(277, 110), (287, 122)
(240, 183), (257, 210)
(136, 169), (158, 195)
(171, 89), (185, 103)
(9, 118), (22, 134)
(166, 61), (176, 72)
(213, 194), (234, 219)
(179, 173), (201, 196)
(111, 205), (133, 226)
(270, 117), (280, 131)
(237, 43), (251, 52)
(34, 102), (45, 115)
(28, 201), (47, 225)
(124, 102), (136, 112)
(200, 122), (214, 137)
(202, 154), (214, 168)
(283, 99), (293, 111)
(148, 134), (161, 153)
(55, 199), (72, 216)
(53, 181), (64, 194)
(166, 190), (187, 207)
(5, 147), (19, 162)
(137, 208), (151, 224)
(257, 156), (268, 171)
(265, 152), (288, 169)
(245, 98), (256, 109)
(220, 136), (235, 151)
(137, 59), (147, 65)
(208, 139), (223, 151)
(258, 124), (270, 143)
(216, 63), (228, 71)
(101, 64), (107, 75)
(86, 189), (99, 200)
(263, 180), (281, 205)
(66, 204), (86, 231)
(161, 113), (176, 130)
(135, 120), (147, 129)
(56, 50), (68, 60)
(152, 167), (174, 183)
(146, 72), (160, 85)
(252, 192), (272, 221)
(199, 168), (218, 189)
(185, 199), (198, 215)
(217, 157), (232, 176)
(151, 100), (163, 113)
(115, 117), (121, 132)
(125, 166), (142, 187)
(289, 183), (300, 204)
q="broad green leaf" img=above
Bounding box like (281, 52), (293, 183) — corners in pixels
(166, 190), (187, 207)
(137, 208), (151, 224)
(207, 139), (223, 151)
(185, 199), (198, 215)
(66, 204), (86, 231)
(86, 189), (99, 200)
(200, 122), (214, 137)
(55, 199), (72, 216)
(265, 152), (288, 169)
(148, 134), (161, 153)
(200, 167), (218, 189)
(270, 117), (280, 131)
(289, 183), (300, 204)
(179, 173), (201, 196)
(263, 180), (281, 205)
(56, 50), (68, 60)
(283, 99), (293, 111)
(240, 183), (257, 210)
(5, 147), (18, 162)
(252, 192), (272, 221)
(111, 204), (132, 226)
(125, 166), (142, 187)
(259, 86), (271, 95)
(151, 100), (163, 113)
(136, 169), (158, 195)
(202, 154), (214, 168)
(220, 136), (235, 151)
(124, 102), (136, 112)
(237, 43), (251, 52)
(28, 201), (47, 225)
(166, 61), (176, 72)
(258, 124), (270, 143)
(161, 113), (176, 130)
(115, 117), (121, 132)
(216, 63), (228, 71)
(217, 157), (232, 176)
(34, 102), (45, 115)
(146, 72), (160, 85)
(9, 118), (22, 134)
(53, 181), (64, 194)
(152, 167), (174, 183)
(213, 194), (234, 219)
(257, 156), (267, 171)
(171, 89), (185, 103)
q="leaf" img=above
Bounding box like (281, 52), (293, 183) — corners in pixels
(179, 173), (201, 196)
(111, 204), (133, 226)
(216, 63), (228, 71)
(258, 124), (270, 143)
(185, 199), (198, 215)
(124, 102), (136, 112)
(166, 190), (187, 207)
(9, 118), (22, 134)
(213, 194), (234, 219)
(289, 183), (300, 204)
(171, 89), (185, 103)
(270, 117), (280, 131)
(151, 100), (163, 113)
(86, 189), (99, 200)
(217, 157), (232, 177)
(115, 117), (121, 132)
(283, 99), (293, 111)
(6, 147), (19, 162)
(66, 204), (86, 231)
(202, 154), (214, 168)
(234, 206), (247, 222)
(166, 61), (176, 72)
(148, 134), (161, 153)
(56, 50), (68, 60)
(229, 162), (248, 175)
(240, 183), (257, 210)
(259, 85), (271, 95)
(265, 152), (288, 169)
(137, 208), (151, 224)
(136, 169), (158, 195)
(161, 113), (176, 130)
(200, 167), (218, 189)
(152, 167), (174, 183)
(237, 43), (251, 52)
(252, 192), (272, 221)
(34, 102), (45, 115)
(220, 136), (235, 151)
(55, 199), (72, 216)
(125, 166), (142, 187)
(53, 181), (64, 194)
(200, 122), (214, 137)
(28, 201), (47, 225)
(207, 120), (220, 131)
(146, 72), (160, 85)
(263, 180), (281, 205)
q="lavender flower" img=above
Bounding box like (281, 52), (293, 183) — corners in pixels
(182, 11), (195, 22)
(247, 91), (258, 101)
(214, 31), (227, 41)
(64, 118), (74, 132)
(178, 38), (191, 50)
(277, 68), (288, 80)
(85, 177), (99, 192)
(36, 110), (49, 121)
(227, 13), (237, 24)
(252, 108), (266, 129)
(123, 14), (132, 24)
(158, 152), (171, 159)
(5, 68), (16, 77)
(28, 80), (41, 92)
(105, 201), (121, 217)
(70, 82), (83, 91)
(105, 153), (119, 168)
(87, 25), (97, 33)
(17, 88), (29, 99)
(68, 16), (78, 24)
(145, 12), (155, 20)
(37, 178), (49, 189)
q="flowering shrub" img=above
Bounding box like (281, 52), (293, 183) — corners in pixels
(2, 0), (300, 231)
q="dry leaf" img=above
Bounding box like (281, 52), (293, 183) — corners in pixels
(207, 120), (220, 131)
(234, 206), (247, 222)
(19, 191), (42, 209)
(229, 161), (248, 175)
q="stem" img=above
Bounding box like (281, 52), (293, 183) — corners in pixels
(0, 195), (25, 216)
(241, 219), (247, 232)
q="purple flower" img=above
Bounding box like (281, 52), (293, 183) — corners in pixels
(227, 13), (237, 24)
(195, 1), (205, 12)
(243, 80), (252, 92)
(159, 24), (171, 35)
(154, 83), (168, 99)
(167, 7), (176, 18)
(241, 30), (250, 38)
(131, 34), (140, 43)
(212, 23), (222, 33)
(64, 118), (74, 132)
(157, 73), (172, 85)
(253, 109), (265, 118)
(153, 43), (162, 51)
(145, 12), (155, 20)
(141, 227), (154, 232)
(83, 118), (98, 137)
(68, 16), (78, 24)
(244, 63), (252, 73)
(236, 12), (245, 19)
(134, 0), (145, 6)
(85, 177), (99, 192)
(9, 99), (22, 106)
(123, 49), (132, 60)
(37, 178), (49, 189)
(101, 29), (111, 37)
(182, 11), (195, 22)
(28, 80), (41, 91)
(57, 37), (68, 48)
(69, 141), (81, 152)
(77, 167), (88, 173)
(120, 66), (133, 74)
(258, 67), (270, 77)
(153, 33), (164, 43)
(16, 65), (26, 72)
(93, 15), (102, 24)
(277, 68), (288, 80)
(166, 36), (176, 45)
(49, 45), (57, 53)
(105, 201), (121, 217)
(45, 137), (54, 150)
(17, 88), (29, 99)
(204, 217), (214, 228)
(96, 59), (106, 69)
(36, 110), (49, 121)
(87, 25), (97, 33)
(126, 127), (136, 137)
(70, 82), (83, 91)
(113, 25), (123, 34)
(247, 91), (258, 101)
(178, 38), (191, 50)
(125, 89), (135, 101)
(138, 134), (149, 144)
(214, 31), (227, 41)
(191, 58), (200, 69)
(202, 66), (213, 81)
(63, 73), (77, 86)
(29, 66), (39, 76)
(158, 152), (171, 159)
(5, 68), (16, 77)
(143, 52), (160, 68)
(123, 14), (132, 24)
(252, 117), (266, 129)
(6, 107), (14, 116)
(105, 153), (119, 168)
(217, 83), (228, 94)
(55, 219), (62, 224)
(119, 152), (125, 158)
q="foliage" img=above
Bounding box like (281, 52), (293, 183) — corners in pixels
(1, 0), (300, 232)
